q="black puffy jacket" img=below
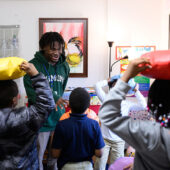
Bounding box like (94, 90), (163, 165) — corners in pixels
(0, 73), (55, 170)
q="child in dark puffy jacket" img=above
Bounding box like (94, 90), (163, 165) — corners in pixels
(0, 62), (55, 170)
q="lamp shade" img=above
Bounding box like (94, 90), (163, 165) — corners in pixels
(141, 50), (170, 80)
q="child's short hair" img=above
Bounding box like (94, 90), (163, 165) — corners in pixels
(148, 79), (170, 127)
(69, 87), (90, 114)
(108, 75), (120, 89)
(108, 79), (118, 89)
(0, 80), (18, 108)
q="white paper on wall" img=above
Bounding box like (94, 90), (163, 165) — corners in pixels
(0, 25), (19, 58)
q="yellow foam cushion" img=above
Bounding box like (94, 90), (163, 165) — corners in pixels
(0, 57), (27, 80)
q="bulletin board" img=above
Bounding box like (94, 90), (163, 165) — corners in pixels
(0, 25), (20, 58)
(0, 25), (25, 107)
(115, 46), (156, 97)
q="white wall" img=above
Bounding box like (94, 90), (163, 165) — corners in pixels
(0, 0), (108, 88)
(160, 0), (170, 49)
(0, 0), (170, 90)
(107, 0), (168, 77)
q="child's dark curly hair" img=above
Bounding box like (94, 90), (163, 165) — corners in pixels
(0, 80), (18, 108)
(148, 79), (170, 128)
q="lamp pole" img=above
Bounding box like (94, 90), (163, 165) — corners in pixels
(108, 41), (114, 78)
(110, 55), (128, 73)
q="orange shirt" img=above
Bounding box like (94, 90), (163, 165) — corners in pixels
(60, 108), (99, 123)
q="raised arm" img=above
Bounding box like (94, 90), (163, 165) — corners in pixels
(21, 62), (55, 131)
(98, 58), (161, 152)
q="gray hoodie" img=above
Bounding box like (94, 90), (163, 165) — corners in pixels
(99, 79), (170, 170)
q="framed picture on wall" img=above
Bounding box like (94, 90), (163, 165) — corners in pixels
(39, 18), (88, 77)
(115, 46), (156, 60)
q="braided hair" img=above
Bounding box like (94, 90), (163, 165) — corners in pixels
(39, 32), (65, 55)
(148, 79), (170, 128)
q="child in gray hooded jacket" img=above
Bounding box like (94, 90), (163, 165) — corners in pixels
(99, 57), (170, 170)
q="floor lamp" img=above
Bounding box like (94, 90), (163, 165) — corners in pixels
(108, 41), (114, 78)
(110, 55), (128, 73)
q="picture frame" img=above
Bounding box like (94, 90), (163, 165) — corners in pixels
(115, 45), (156, 97)
(115, 46), (156, 60)
(39, 18), (88, 77)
